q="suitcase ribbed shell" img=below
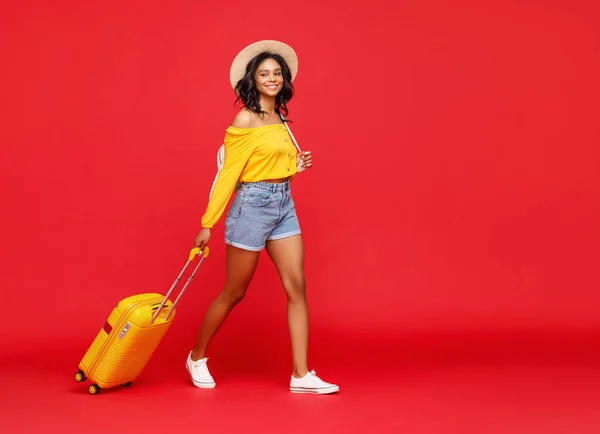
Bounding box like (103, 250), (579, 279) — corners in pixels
(78, 293), (175, 389)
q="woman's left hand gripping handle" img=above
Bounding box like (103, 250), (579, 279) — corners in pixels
(193, 228), (211, 254)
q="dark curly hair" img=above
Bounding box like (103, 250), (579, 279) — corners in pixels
(234, 52), (294, 119)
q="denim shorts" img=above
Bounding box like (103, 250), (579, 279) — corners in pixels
(225, 180), (301, 251)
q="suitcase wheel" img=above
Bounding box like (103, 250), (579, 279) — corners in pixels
(88, 384), (101, 395)
(74, 370), (86, 383)
(122, 382), (132, 388)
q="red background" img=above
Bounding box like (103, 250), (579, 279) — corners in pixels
(1, 0), (599, 432)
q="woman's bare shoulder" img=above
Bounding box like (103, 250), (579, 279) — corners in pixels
(231, 109), (258, 128)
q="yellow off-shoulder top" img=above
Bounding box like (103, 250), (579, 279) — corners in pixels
(201, 123), (298, 228)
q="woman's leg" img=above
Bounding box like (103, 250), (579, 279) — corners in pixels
(265, 234), (309, 378)
(266, 234), (339, 394)
(190, 245), (260, 361)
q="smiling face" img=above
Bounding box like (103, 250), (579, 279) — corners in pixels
(253, 57), (284, 98)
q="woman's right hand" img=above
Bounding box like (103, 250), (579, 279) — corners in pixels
(194, 228), (211, 250)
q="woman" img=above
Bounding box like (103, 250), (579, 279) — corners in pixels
(186, 40), (339, 394)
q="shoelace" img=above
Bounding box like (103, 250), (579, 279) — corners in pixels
(193, 359), (209, 373)
(308, 370), (326, 384)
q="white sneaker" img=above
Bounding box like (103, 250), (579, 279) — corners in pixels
(185, 352), (216, 389)
(289, 370), (339, 394)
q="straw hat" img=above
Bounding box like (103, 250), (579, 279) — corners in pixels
(229, 40), (298, 90)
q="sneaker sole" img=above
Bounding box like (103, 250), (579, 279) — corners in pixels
(185, 362), (216, 389)
(290, 385), (339, 394)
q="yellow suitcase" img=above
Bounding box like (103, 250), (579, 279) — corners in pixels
(74, 247), (209, 395)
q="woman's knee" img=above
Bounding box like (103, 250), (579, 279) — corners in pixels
(282, 274), (306, 302)
(222, 283), (249, 306)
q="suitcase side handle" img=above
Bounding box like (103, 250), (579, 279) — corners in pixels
(151, 247), (210, 323)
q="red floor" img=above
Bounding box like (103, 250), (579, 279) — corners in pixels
(3, 330), (599, 433)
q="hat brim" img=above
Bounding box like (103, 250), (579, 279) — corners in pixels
(229, 40), (298, 90)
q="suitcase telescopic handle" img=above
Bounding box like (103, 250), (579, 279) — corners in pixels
(151, 246), (210, 323)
